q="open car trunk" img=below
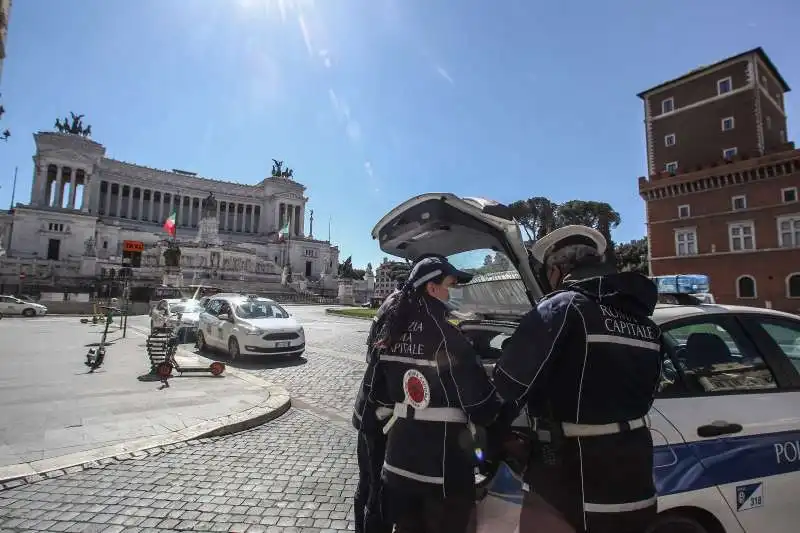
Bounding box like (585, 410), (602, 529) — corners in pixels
(371, 193), (545, 305)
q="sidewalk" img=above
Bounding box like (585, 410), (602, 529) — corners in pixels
(0, 317), (290, 484)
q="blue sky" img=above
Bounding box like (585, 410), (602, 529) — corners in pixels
(0, 0), (798, 269)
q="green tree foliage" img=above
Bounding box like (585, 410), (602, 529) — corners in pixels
(509, 197), (641, 269)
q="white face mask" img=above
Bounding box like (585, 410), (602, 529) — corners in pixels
(447, 287), (464, 308)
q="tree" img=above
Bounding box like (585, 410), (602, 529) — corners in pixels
(614, 238), (649, 275)
(508, 197), (622, 264)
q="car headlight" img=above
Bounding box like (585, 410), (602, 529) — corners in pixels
(298, 326), (305, 337)
(243, 326), (264, 336)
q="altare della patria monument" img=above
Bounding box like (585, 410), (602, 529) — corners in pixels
(0, 115), (348, 300)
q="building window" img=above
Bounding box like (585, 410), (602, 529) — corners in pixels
(732, 195), (747, 210)
(717, 77), (732, 95)
(721, 117), (735, 131)
(661, 97), (674, 114)
(766, 116), (772, 130)
(787, 273), (800, 298)
(665, 161), (678, 174)
(782, 187), (798, 204)
(778, 215), (800, 248)
(675, 229), (697, 256)
(677, 205), (690, 218)
(736, 275), (757, 299)
(729, 222), (755, 251)
(723, 147), (738, 159)
(664, 134), (676, 147)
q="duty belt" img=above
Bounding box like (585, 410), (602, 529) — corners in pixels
(383, 403), (469, 434)
(535, 417), (647, 441)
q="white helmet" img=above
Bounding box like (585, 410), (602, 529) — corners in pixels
(531, 225), (607, 264)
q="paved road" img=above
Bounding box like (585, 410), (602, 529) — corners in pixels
(1, 306), (371, 532)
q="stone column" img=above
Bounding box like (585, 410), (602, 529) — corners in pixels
(217, 201), (222, 228)
(68, 172), (77, 209)
(294, 205), (301, 236)
(275, 203), (281, 232)
(80, 171), (90, 212)
(138, 189), (144, 220)
(159, 192), (165, 222)
(233, 203), (240, 233)
(147, 190), (153, 221)
(115, 184), (123, 217)
(54, 167), (64, 208)
(188, 197), (195, 227)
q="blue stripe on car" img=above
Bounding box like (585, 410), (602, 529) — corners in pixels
(488, 430), (800, 500)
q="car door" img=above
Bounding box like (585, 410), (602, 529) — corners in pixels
(0, 296), (13, 313)
(217, 301), (235, 349)
(200, 299), (223, 349)
(655, 313), (800, 533)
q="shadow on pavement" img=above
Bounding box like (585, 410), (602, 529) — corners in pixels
(190, 345), (307, 370)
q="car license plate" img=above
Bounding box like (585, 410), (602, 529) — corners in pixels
(276, 341), (290, 348)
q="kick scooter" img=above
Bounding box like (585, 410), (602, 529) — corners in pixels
(85, 305), (121, 372)
(146, 316), (225, 387)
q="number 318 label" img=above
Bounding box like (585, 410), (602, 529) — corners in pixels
(736, 482), (764, 512)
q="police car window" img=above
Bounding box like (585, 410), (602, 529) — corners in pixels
(206, 300), (223, 316)
(234, 301), (288, 319)
(662, 321), (777, 393)
(756, 321), (800, 373)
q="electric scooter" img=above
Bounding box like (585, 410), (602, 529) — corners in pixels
(85, 305), (121, 372)
(147, 315), (225, 387)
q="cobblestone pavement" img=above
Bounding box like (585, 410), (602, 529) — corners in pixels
(1, 409), (358, 533)
(1, 308), (372, 532)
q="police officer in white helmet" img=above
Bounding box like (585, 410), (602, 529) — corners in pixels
(492, 225), (663, 533)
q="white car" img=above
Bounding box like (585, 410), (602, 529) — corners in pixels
(150, 298), (205, 338)
(196, 294), (305, 359)
(0, 295), (48, 317)
(373, 193), (800, 533)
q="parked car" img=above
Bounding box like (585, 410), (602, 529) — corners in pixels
(0, 295), (48, 317)
(373, 193), (800, 533)
(150, 298), (205, 341)
(197, 294), (305, 359)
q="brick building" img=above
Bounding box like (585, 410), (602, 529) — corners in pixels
(637, 48), (800, 312)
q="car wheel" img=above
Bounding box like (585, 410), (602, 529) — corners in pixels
(228, 336), (240, 360)
(647, 513), (711, 533)
(196, 331), (207, 352)
(22, 308), (36, 317)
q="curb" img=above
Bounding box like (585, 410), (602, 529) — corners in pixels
(0, 336), (291, 490)
(325, 308), (375, 321)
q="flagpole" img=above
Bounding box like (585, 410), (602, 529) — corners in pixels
(9, 166), (17, 210)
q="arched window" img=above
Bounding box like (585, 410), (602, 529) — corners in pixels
(736, 275), (757, 299)
(787, 273), (800, 298)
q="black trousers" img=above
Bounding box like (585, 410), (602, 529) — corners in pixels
(354, 431), (391, 533)
(386, 486), (476, 533)
(522, 428), (657, 533)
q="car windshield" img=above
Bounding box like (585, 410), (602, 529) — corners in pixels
(234, 300), (289, 319)
(446, 249), (533, 317)
(171, 302), (204, 314)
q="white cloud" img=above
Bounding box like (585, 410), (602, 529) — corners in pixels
(364, 161), (373, 177)
(297, 13), (314, 57)
(364, 161), (380, 193)
(436, 66), (454, 85)
(328, 88), (361, 143)
(318, 49), (332, 68)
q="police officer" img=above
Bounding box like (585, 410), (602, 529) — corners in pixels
(369, 256), (505, 533)
(492, 225), (663, 533)
(352, 254), (448, 533)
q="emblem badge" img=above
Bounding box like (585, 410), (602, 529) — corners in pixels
(403, 369), (431, 409)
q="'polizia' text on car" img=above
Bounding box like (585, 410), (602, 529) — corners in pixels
(197, 294), (305, 359)
(372, 193), (800, 533)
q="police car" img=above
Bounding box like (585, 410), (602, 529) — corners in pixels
(373, 193), (800, 533)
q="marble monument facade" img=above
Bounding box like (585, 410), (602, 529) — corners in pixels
(0, 132), (339, 290)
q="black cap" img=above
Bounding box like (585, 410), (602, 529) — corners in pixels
(406, 257), (474, 290)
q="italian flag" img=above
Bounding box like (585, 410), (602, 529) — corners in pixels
(278, 222), (290, 242)
(163, 210), (177, 237)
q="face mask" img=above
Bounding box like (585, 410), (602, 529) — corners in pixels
(447, 287), (464, 308)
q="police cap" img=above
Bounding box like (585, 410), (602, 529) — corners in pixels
(406, 256), (474, 290)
